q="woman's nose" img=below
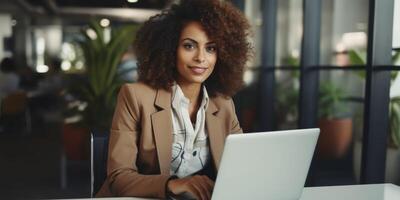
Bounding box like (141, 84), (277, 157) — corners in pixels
(194, 49), (206, 63)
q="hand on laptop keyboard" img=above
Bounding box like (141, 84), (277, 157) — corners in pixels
(167, 175), (214, 200)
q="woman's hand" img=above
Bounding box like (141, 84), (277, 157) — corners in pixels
(167, 175), (215, 200)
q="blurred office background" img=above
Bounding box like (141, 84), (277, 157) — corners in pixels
(0, 0), (399, 199)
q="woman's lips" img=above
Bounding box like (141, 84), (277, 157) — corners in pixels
(189, 66), (207, 75)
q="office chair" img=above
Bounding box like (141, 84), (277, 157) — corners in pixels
(0, 91), (31, 135)
(90, 131), (109, 197)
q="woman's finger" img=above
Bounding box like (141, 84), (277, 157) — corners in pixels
(193, 176), (212, 200)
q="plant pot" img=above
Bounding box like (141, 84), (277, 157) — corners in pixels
(317, 118), (353, 159)
(353, 140), (400, 184)
(62, 123), (90, 160)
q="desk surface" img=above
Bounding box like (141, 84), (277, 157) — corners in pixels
(71, 183), (400, 200)
(301, 183), (400, 200)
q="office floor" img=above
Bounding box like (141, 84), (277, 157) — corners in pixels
(0, 122), (90, 200)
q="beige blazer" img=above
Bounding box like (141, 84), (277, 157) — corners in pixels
(96, 82), (242, 199)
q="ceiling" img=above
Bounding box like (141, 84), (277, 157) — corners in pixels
(27, 0), (171, 9)
(0, 0), (174, 22)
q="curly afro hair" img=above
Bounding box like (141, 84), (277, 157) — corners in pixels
(134, 0), (252, 97)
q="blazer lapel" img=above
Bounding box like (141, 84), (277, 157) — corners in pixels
(206, 99), (224, 171)
(151, 88), (173, 175)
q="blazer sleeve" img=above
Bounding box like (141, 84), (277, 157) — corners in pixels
(105, 84), (170, 198)
(229, 98), (243, 134)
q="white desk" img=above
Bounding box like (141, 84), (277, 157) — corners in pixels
(72, 183), (400, 200)
(300, 183), (400, 200)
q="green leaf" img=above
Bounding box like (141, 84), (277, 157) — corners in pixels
(91, 21), (106, 46)
(348, 50), (366, 79)
(73, 21), (139, 131)
(319, 81), (348, 119)
(390, 98), (400, 148)
(105, 26), (137, 86)
(392, 51), (400, 64)
(348, 50), (365, 65)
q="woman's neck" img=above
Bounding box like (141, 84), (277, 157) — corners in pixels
(177, 82), (203, 123)
(177, 82), (202, 103)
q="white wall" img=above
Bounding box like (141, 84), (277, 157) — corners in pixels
(0, 14), (12, 61)
(332, 0), (369, 51)
(275, 0), (302, 66)
(393, 0), (400, 49)
(31, 25), (62, 72)
(44, 25), (63, 57)
(390, 0), (400, 98)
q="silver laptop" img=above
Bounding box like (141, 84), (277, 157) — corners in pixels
(211, 128), (320, 200)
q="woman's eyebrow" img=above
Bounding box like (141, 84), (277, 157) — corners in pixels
(182, 38), (198, 44)
(182, 38), (215, 45)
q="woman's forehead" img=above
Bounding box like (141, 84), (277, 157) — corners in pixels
(180, 21), (213, 43)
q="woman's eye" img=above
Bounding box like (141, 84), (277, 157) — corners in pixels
(183, 43), (195, 50)
(206, 46), (217, 53)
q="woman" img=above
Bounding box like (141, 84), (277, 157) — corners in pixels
(96, 0), (252, 199)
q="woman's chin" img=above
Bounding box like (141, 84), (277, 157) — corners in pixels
(177, 76), (208, 86)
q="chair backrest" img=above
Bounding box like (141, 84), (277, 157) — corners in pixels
(1, 91), (27, 115)
(90, 131), (109, 197)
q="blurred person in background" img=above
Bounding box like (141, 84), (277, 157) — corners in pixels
(27, 58), (66, 130)
(118, 46), (139, 83)
(0, 57), (20, 99)
(28, 58), (64, 99)
(0, 57), (22, 133)
(18, 64), (40, 91)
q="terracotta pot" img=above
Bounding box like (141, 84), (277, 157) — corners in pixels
(62, 124), (90, 160)
(317, 118), (353, 159)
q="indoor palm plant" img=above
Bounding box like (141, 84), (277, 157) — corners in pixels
(349, 50), (400, 148)
(349, 49), (400, 183)
(275, 55), (300, 129)
(389, 96), (400, 148)
(63, 21), (138, 159)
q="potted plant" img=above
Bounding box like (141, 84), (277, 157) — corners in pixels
(389, 97), (400, 148)
(385, 96), (400, 184)
(317, 81), (353, 159)
(62, 21), (138, 160)
(350, 49), (400, 184)
(275, 55), (300, 129)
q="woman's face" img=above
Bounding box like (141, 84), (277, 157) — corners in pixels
(176, 21), (217, 87)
